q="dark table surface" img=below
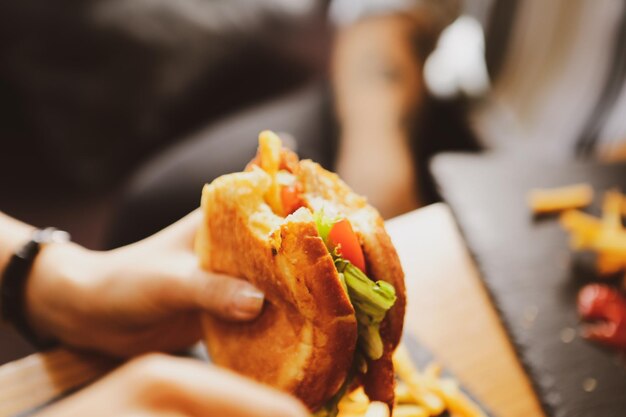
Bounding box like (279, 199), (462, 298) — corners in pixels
(432, 152), (626, 417)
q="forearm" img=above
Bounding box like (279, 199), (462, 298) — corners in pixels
(337, 126), (419, 218)
(0, 212), (36, 291)
(332, 14), (424, 218)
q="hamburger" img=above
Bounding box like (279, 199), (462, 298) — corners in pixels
(195, 130), (406, 415)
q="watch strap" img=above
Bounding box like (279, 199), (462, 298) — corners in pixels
(1, 228), (70, 350)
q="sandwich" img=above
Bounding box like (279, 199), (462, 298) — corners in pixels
(195, 130), (406, 415)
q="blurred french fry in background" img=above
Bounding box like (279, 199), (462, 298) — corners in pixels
(620, 193), (626, 217)
(560, 210), (603, 249)
(557, 188), (626, 285)
(528, 183), (593, 214)
(602, 189), (623, 230)
(596, 252), (626, 276)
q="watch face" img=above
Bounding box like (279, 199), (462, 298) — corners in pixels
(34, 228), (71, 244)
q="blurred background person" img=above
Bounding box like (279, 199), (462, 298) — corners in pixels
(331, 0), (626, 213)
(102, 0), (626, 244)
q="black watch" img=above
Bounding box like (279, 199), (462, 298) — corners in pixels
(1, 227), (70, 350)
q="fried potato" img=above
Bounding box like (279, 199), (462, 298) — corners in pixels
(336, 343), (488, 417)
(393, 405), (429, 417)
(528, 183), (593, 214)
(364, 402), (390, 417)
(560, 189), (626, 278)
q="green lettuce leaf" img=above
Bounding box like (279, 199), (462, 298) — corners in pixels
(335, 259), (397, 360)
(313, 210), (397, 361)
(313, 209), (337, 245)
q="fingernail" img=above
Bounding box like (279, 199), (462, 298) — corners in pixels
(231, 285), (264, 319)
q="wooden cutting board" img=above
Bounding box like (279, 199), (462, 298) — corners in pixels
(431, 152), (626, 417)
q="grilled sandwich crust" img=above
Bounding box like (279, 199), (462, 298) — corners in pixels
(297, 160), (407, 407)
(196, 168), (357, 411)
(197, 147), (407, 409)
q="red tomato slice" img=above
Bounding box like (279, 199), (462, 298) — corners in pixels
(329, 219), (367, 272)
(280, 183), (304, 216)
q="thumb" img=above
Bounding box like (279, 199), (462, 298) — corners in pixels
(165, 261), (265, 321)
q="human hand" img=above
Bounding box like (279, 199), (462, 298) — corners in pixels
(25, 210), (264, 356)
(36, 353), (308, 417)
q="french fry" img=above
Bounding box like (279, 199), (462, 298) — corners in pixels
(395, 344), (489, 417)
(258, 130), (283, 214)
(560, 206), (626, 263)
(364, 402), (389, 417)
(338, 387), (369, 416)
(338, 400), (370, 415)
(558, 189), (626, 299)
(394, 382), (413, 404)
(423, 362), (442, 380)
(347, 387), (369, 403)
(393, 345), (446, 415)
(393, 405), (429, 417)
(336, 344), (488, 417)
(602, 189), (624, 230)
(596, 252), (626, 275)
(403, 377), (445, 414)
(620, 193), (626, 217)
(528, 183), (593, 214)
(591, 231), (626, 254)
(560, 210), (603, 249)
(428, 378), (488, 417)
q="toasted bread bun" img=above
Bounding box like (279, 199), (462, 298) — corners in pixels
(196, 167), (358, 410)
(196, 135), (406, 410)
(296, 160), (406, 406)
(296, 160), (406, 350)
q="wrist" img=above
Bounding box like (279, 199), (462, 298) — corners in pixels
(25, 242), (97, 344)
(0, 213), (35, 290)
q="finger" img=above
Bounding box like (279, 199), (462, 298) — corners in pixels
(189, 268), (265, 321)
(145, 356), (309, 417)
(193, 366), (309, 417)
(157, 257), (265, 321)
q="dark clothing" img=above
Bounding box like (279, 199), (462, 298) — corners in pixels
(0, 0), (327, 187)
(105, 85), (338, 248)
